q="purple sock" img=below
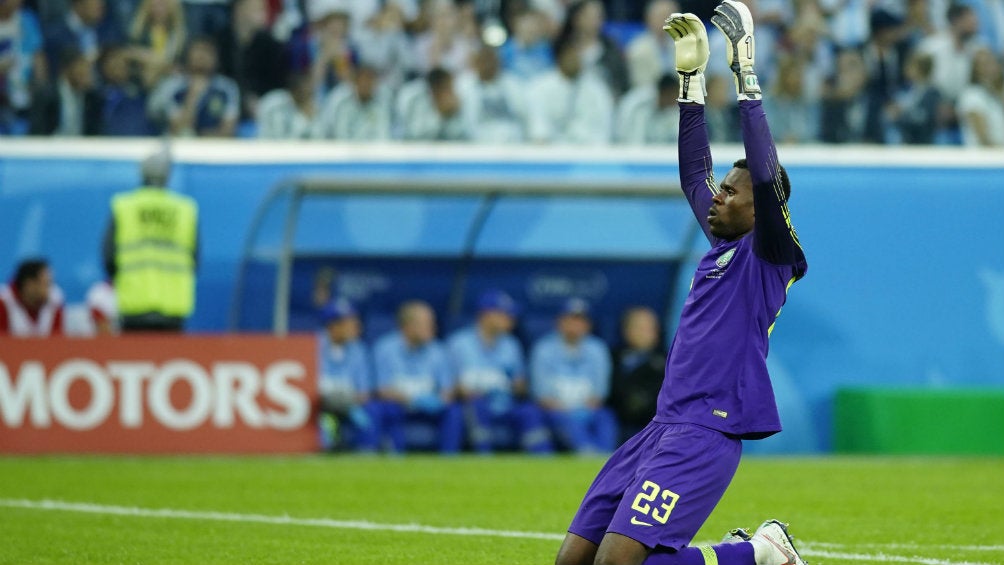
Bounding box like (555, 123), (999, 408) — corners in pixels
(643, 542), (755, 565)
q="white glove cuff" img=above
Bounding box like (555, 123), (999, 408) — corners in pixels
(679, 71), (707, 105)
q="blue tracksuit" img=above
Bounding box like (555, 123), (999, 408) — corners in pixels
(446, 326), (550, 453)
(317, 332), (379, 450)
(530, 332), (617, 452)
(372, 331), (462, 453)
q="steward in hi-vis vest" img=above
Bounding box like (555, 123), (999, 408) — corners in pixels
(103, 148), (199, 332)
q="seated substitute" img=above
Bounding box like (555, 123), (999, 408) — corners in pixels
(373, 300), (462, 454)
(316, 297), (379, 452)
(446, 290), (551, 454)
(554, 5), (810, 565)
(608, 306), (667, 444)
(530, 298), (617, 454)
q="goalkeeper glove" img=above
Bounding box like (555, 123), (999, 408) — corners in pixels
(663, 13), (709, 104)
(710, 0), (762, 101)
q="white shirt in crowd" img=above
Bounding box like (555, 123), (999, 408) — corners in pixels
(615, 84), (679, 145)
(315, 83), (393, 141)
(256, 89), (317, 139)
(957, 84), (1004, 146)
(526, 69), (613, 145)
(916, 32), (983, 101)
(626, 32), (675, 90)
(455, 71), (528, 144)
(395, 77), (470, 141)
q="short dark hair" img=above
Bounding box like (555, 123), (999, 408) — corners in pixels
(947, 2), (972, 23)
(732, 158), (791, 202)
(657, 73), (680, 92)
(427, 67), (453, 91)
(13, 259), (49, 291)
(59, 46), (87, 72)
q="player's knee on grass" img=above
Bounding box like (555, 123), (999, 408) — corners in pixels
(594, 532), (651, 565)
(555, 533), (598, 565)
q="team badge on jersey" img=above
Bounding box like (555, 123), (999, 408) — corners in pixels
(716, 248), (736, 268)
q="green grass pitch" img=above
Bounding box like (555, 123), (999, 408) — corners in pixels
(0, 455), (1001, 565)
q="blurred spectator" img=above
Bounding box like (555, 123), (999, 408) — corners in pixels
(29, 47), (101, 135)
(343, 0), (418, 40)
(412, 0), (475, 75)
(704, 72), (739, 143)
(784, 1), (832, 105)
(530, 0), (572, 37)
(447, 290), (551, 454)
(526, 37), (613, 144)
(957, 47), (1004, 146)
(315, 64), (391, 140)
(916, 3), (983, 115)
(373, 300), (463, 454)
(0, 0), (47, 135)
(316, 297), (380, 452)
(529, 298), (616, 453)
(256, 71), (317, 139)
(456, 43), (527, 143)
(299, 0), (356, 98)
(104, 147), (199, 332)
(903, 0), (938, 48)
(608, 306), (665, 444)
(887, 51), (942, 144)
(970, 0), (1004, 54)
(862, 9), (909, 143)
(180, 0), (228, 37)
(0, 258), (66, 337)
(95, 43), (155, 135)
(763, 54), (820, 145)
(498, 7), (553, 81)
(625, 0), (677, 89)
(147, 36), (239, 136)
(558, 0), (628, 95)
(128, 0), (187, 85)
(819, 48), (869, 143)
(216, 0), (286, 122)
(614, 72), (679, 144)
(395, 67), (469, 140)
(44, 0), (122, 75)
(85, 278), (117, 335)
(353, 1), (411, 89)
(819, 0), (871, 49)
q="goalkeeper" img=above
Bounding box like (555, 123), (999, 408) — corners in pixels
(554, 3), (808, 565)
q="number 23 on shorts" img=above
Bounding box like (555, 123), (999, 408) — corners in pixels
(630, 480), (680, 525)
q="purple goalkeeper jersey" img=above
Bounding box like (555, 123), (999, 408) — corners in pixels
(653, 100), (808, 439)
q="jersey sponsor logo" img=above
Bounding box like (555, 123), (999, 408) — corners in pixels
(713, 409), (728, 419)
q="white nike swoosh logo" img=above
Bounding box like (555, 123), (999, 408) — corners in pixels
(630, 517), (653, 527)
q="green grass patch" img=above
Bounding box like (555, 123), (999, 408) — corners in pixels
(0, 455), (1001, 564)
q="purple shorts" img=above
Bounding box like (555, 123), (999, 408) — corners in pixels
(567, 422), (742, 550)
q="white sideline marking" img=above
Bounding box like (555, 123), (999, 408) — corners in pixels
(0, 498), (564, 541)
(1, 498), (999, 565)
(809, 542), (1004, 553)
(800, 548), (1000, 565)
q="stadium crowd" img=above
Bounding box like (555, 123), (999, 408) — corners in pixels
(1, 0), (1001, 145)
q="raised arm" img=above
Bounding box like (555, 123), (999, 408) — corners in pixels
(740, 100), (805, 268)
(679, 104), (718, 244)
(664, 13), (718, 244)
(712, 0), (805, 271)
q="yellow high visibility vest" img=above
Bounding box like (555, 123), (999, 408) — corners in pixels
(112, 187), (198, 317)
